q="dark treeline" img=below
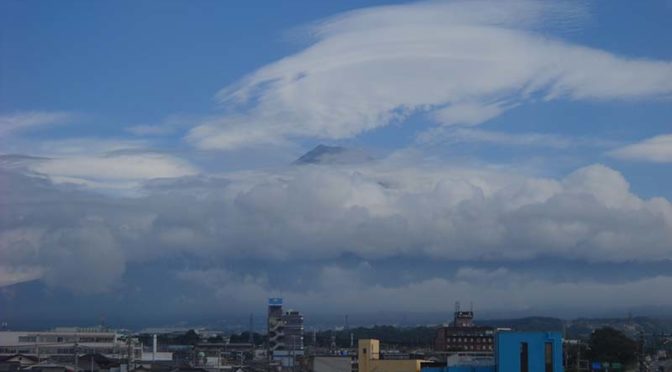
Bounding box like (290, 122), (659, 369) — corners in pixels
(313, 326), (437, 349)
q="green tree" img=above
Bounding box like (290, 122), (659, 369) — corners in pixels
(586, 327), (637, 365)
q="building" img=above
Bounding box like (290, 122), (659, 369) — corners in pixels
(422, 331), (564, 372)
(358, 339), (430, 372)
(311, 356), (353, 372)
(0, 328), (141, 361)
(266, 298), (304, 369)
(282, 311), (304, 353)
(494, 331), (563, 372)
(0, 354), (39, 368)
(434, 306), (494, 354)
(267, 298), (285, 354)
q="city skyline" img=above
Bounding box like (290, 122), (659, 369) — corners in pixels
(1, 0), (672, 325)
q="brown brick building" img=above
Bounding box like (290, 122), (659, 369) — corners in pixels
(434, 306), (495, 353)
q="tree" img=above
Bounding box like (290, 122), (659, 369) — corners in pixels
(176, 329), (201, 345)
(586, 327), (637, 365)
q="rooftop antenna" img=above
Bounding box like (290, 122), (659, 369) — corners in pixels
(248, 313), (254, 344)
(455, 301), (461, 313)
(330, 333), (336, 352)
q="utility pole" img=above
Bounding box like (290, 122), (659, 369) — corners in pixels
(249, 314), (254, 344)
(638, 332), (646, 372)
(312, 328), (317, 347)
(126, 335), (133, 371)
(74, 342), (79, 372)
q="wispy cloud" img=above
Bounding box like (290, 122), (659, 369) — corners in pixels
(125, 115), (195, 137)
(0, 111), (75, 137)
(0, 265), (44, 288)
(609, 134), (672, 163)
(187, 0), (672, 150)
(30, 152), (198, 186)
(416, 127), (618, 149)
(2, 138), (198, 193)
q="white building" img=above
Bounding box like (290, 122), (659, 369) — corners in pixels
(0, 328), (141, 361)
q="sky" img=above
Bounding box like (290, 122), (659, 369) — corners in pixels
(1, 0), (672, 328)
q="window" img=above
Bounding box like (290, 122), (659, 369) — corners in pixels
(545, 342), (554, 372)
(520, 342), (529, 372)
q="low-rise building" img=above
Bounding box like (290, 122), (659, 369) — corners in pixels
(358, 339), (431, 372)
(0, 329), (141, 361)
(422, 331), (564, 372)
(311, 356), (352, 372)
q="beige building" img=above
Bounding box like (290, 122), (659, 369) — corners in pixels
(357, 339), (426, 372)
(312, 356), (352, 372)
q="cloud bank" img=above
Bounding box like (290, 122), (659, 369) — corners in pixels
(177, 266), (672, 315)
(2, 156), (672, 299)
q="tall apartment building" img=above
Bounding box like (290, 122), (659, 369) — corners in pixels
(266, 298), (304, 369)
(282, 310), (304, 352)
(267, 297), (285, 353)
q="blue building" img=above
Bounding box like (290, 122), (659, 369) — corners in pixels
(495, 332), (563, 372)
(422, 331), (563, 372)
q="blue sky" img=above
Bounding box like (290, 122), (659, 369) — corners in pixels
(1, 0), (672, 326)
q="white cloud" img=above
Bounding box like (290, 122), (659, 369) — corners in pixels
(125, 115), (195, 137)
(0, 266), (43, 287)
(0, 111), (74, 137)
(187, 0), (672, 150)
(3, 153), (672, 293)
(609, 134), (672, 163)
(431, 102), (506, 126)
(2, 138), (199, 192)
(417, 127), (575, 148)
(31, 153), (197, 183)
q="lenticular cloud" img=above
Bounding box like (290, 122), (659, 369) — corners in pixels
(187, 0), (672, 150)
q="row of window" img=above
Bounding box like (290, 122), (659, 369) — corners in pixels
(446, 337), (492, 343)
(18, 336), (114, 343)
(0, 347), (119, 354)
(450, 345), (493, 351)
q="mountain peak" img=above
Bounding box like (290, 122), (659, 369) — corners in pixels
(294, 144), (373, 165)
